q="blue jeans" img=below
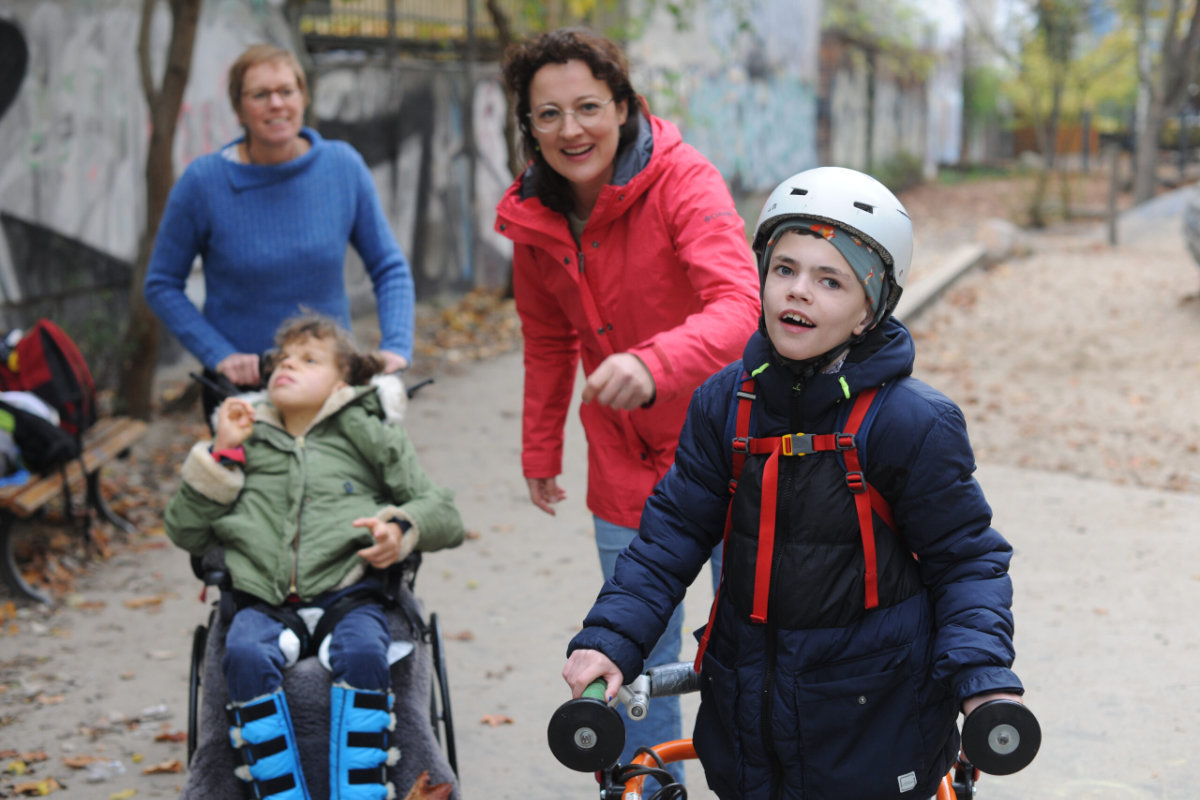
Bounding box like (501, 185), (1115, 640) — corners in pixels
(593, 517), (722, 788)
(223, 584), (391, 703)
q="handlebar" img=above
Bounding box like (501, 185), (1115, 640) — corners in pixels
(549, 662), (700, 773)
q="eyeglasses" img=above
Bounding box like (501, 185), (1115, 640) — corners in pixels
(527, 97), (615, 133)
(242, 86), (299, 105)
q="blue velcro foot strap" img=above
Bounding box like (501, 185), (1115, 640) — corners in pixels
(330, 685), (397, 800)
(227, 690), (311, 800)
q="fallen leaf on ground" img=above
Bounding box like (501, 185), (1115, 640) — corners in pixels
(108, 790), (137, 799)
(123, 595), (165, 609)
(141, 758), (183, 774)
(447, 630), (474, 641)
(12, 777), (63, 795)
(62, 754), (108, 768)
(154, 731), (187, 743)
(402, 770), (454, 800)
(479, 714), (514, 726)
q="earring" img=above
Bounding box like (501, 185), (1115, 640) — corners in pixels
(534, 142), (540, 152)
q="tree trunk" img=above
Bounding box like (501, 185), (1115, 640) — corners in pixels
(119, 0), (202, 420)
(484, 0), (523, 182)
(1133, 93), (1166, 202)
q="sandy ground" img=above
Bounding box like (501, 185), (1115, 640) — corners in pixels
(2, 180), (1200, 799)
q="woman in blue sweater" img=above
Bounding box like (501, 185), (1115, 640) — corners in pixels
(144, 44), (413, 415)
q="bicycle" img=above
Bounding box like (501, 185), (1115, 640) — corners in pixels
(548, 661), (1039, 800)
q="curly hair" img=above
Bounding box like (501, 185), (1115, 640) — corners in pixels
(266, 312), (383, 387)
(501, 27), (642, 215)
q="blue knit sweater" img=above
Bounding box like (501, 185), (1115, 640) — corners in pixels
(144, 128), (413, 370)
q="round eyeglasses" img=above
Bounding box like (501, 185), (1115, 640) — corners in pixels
(243, 86), (299, 105)
(527, 98), (615, 133)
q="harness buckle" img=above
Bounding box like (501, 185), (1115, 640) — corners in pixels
(845, 470), (866, 493)
(835, 433), (856, 452)
(732, 436), (750, 454)
(728, 479), (738, 494)
(781, 433), (814, 456)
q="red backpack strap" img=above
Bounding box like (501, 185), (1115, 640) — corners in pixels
(694, 373), (756, 671)
(733, 373), (779, 624)
(841, 387), (890, 609)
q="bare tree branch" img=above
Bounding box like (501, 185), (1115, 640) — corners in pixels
(138, 0), (157, 105)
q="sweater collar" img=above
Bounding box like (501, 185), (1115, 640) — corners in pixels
(223, 127), (323, 193)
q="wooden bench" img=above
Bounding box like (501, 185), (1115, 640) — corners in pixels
(0, 416), (148, 604)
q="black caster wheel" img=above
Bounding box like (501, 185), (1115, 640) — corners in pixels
(961, 699), (1041, 775)
(547, 680), (624, 772)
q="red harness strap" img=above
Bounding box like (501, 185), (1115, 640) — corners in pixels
(695, 381), (892, 668)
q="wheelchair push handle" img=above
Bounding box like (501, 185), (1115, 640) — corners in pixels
(960, 699), (1041, 776)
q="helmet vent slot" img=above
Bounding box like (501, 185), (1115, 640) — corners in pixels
(853, 201), (875, 213)
(790, 188), (808, 196)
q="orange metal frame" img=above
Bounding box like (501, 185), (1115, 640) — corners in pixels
(621, 740), (964, 800)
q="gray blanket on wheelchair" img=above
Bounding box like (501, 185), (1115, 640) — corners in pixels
(180, 586), (459, 800)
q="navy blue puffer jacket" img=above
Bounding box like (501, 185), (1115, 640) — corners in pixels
(569, 319), (1023, 799)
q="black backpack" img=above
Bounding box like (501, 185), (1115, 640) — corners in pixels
(0, 398), (80, 474)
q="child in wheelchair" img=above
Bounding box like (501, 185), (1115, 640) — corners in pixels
(166, 312), (465, 800)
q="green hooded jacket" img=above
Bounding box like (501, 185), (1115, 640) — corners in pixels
(165, 385), (464, 604)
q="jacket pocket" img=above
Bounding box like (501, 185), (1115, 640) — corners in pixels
(694, 653), (742, 798)
(795, 646), (927, 799)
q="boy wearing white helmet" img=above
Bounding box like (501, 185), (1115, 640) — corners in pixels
(564, 167), (1028, 799)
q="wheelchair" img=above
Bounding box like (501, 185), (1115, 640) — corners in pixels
(182, 548), (458, 800)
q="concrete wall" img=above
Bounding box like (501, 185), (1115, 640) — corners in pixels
(626, 0), (822, 195)
(0, 1), (508, 384)
(821, 36), (934, 176)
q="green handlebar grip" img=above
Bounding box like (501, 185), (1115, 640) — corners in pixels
(582, 679), (608, 702)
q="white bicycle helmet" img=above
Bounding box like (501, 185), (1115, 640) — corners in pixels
(752, 167), (913, 329)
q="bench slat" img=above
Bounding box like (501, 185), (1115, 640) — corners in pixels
(0, 418), (148, 518)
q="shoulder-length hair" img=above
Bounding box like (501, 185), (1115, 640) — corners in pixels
(501, 28), (642, 214)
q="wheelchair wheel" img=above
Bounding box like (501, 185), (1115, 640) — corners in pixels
(428, 612), (457, 778)
(187, 620), (208, 765)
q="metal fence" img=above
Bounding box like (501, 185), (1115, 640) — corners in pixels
(297, 0), (527, 55)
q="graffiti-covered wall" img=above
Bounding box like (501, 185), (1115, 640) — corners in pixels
(0, 0), (508, 383)
(312, 55), (510, 315)
(627, 0), (822, 196)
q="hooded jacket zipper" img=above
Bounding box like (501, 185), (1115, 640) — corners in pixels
(760, 379), (811, 797)
(289, 435), (306, 596)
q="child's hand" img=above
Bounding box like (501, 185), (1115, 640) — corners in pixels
(581, 353), (655, 410)
(214, 397), (256, 450)
(563, 649), (624, 703)
(962, 691), (1024, 718)
(354, 517), (418, 568)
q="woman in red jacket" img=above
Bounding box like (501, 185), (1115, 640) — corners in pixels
(494, 27), (760, 782)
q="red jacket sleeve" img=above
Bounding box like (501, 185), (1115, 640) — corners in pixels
(512, 243), (581, 479)
(626, 152), (760, 404)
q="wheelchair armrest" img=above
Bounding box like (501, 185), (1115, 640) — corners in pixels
(190, 550), (231, 589)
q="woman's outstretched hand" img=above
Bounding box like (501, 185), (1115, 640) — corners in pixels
(527, 477), (567, 515)
(582, 353), (655, 410)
